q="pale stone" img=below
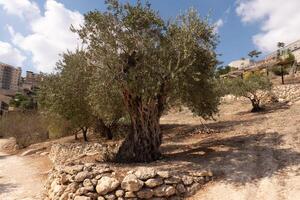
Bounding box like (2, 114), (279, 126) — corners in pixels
(115, 189), (125, 197)
(134, 167), (156, 180)
(63, 165), (84, 175)
(83, 179), (93, 187)
(96, 176), (120, 195)
(75, 171), (90, 182)
(74, 196), (91, 200)
(124, 191), (136, 198)
(145, 178), (163, 188)
(164, 177), (181, 184)
(182, 175), (193, 185)
(121, 174), (144, 192)
(104, 194), (116, 200)
(157, 171), (170, 178)
(154, 185), (176, 197)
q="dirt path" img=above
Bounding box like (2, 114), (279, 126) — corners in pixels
(0, 139), (51, 200)
(167, 100), (300, 200)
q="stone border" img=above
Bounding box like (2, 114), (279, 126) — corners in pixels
(45, 163), (213, 200)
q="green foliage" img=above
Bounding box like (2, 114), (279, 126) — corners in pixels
(38, 50), (95, 138)
(224, 74), (272, 112)
(215, 66), (237, 77)
(38, 49), (126, 140)
(9, 92), (37, 110)
(74, 1), (220, 120)
(272, 66), (289, 76)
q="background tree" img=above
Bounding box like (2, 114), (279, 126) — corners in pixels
(39, 50), (94, 141)
(225, 73), (272, 112)
(248, 50), (262, 59)
(75, 0), (220, 162)
(9, 91), (37, 111)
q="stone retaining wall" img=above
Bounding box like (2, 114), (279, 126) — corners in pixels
(49, 143), (118, 165)
(45, 163), (212, 200)
(273, 84), (300, 102)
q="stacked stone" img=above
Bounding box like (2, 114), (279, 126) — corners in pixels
(49, 143), (117, 165)
(45, 164), (213, 200)
(273, 84), (300, 102)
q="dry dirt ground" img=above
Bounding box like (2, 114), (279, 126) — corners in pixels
(0, 139), (51, 200)
(0, 98), (300, 199)
(160, 99), (300, 200)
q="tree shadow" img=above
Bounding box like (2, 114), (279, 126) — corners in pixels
(237, 101), (291, 115)
(0, 183), (18, 194)
(161, 117), (265, 143)
(155, 131), (300, 186)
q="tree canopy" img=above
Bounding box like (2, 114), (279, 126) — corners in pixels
(71, 0), (220, 162)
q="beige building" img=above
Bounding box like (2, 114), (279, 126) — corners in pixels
(266, 39), (300, 62)
(0, 62), (21, 92)
(228, 59), (252, 69)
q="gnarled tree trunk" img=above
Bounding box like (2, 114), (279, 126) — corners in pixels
(96, 119), (113, 140)
(115, 90), (165, 163)
(251, 98), (261, 112)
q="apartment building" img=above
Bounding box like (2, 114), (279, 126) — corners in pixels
(22, 71), (42, 90)
(0, 62), (21, 92)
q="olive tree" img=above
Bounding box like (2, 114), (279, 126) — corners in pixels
(225, 73), (272, 112)
(74, 0), (220, 162)
(39, 50), (94, 141)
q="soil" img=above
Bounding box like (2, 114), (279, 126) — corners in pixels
(0, 139), (52, 200)
(1, 98), (300, 199)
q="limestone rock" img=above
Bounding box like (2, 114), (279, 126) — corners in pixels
(63, 165), (84, 175)
(75, 171), (91, 182)
(121, 174), (144, 192)
(115, 190), (124, 197)
(164, 177), (181, 184)
(137, 188), (154, 199)
(145, 178), (163, 188)
(104, 194), (116, 200)
(187, 183), (201, 196)
(124, 191), (136, 198)
(134, 167), (156, 180)
(74, 196), (91, 200)
(96, 176), (120, 195)
(182, 176), (193, 185)
(157, 171), (170, 178)
(83, 179), (93, 187)
(154, 185), (176, 197)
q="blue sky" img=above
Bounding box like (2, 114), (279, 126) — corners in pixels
(1, 0), (299, 73)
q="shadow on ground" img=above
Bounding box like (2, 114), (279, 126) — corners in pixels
(162, 116), (266, 143)
(0, 183), (18, 194)
(157, 131), (300, 186)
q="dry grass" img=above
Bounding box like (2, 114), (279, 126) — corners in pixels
(0, 112), (49, 148)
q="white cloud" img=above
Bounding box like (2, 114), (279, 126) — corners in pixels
(1, 0), (84, 72)
(236, 0), (300, 53)
(213, 19), (224, 33)
(0, 41), (26, 66)
(0, 0), (40, 20)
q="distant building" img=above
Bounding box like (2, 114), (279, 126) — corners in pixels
(22, 71), (42, 90)
(0, 62), (21, 93)
(228, 59), (252, 70)
(266, 39), (300, 62)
